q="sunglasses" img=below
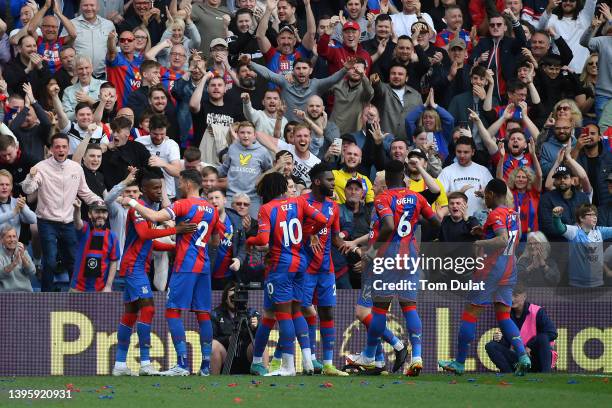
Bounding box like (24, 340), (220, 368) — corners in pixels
(134, 35), (148, 40)
(556, 105), (571, 111)
(490, 23), (504, 27)
(234, 202), (250, 207)
(587, 61), (597, 66)
(119, 38), (134, 43)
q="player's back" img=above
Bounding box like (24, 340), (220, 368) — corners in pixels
(374, 187), (433, 255)
(261, 196), (311, 274)
(301, 194), (339, 274)
(479, 206), (520, 285)
(168, 197), (218, 274)
(120, 201), (155, 277)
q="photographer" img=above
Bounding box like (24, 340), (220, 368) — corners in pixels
(211, 282), (265, 375)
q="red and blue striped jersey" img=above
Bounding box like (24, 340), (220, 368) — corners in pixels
(302, 194), (340, 275)
(373, 187), (435, 256)
(492, 152), (534, 180)
(160, 67), (184, 100)
(212, 214), (235, 279)
(247, 196), (327, 276)
(70, 223), (120, 292)
(120, 202), (158, 277)
(513, 188), (539, 236)
(37, 36), (66, 74)
(106, 52), (143, 109)
(475, 206), (520, 286)
(434, 29), (473, 56)
(166, 197), (218, 274)
(263, 45), (312, 81)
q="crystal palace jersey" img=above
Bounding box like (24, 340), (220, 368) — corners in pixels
(475, 206), (520, 286)
(165, 197), (218, 274)
(373, 187), (435, 256)
(301, 194), (340, 275)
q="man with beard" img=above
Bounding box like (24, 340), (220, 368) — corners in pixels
(257, 0), (316, 79)
(377, 35), (430, 87)
(331, 144), (374, 205)
(539, 117), (575, 177)
(479, 123), (536, 180)
(438, 136), (493, 216)
(256, 124), (321, 186)
(370, 63), (422, 139)
(101, 117), (151, 189)
(245, 55), (350, 122)
(21, 133), (103, 292)
(225, 60), (267, 110)
(317, 21), (373, 77)
(190, 75), (245, 158)
(573, 124), (612, 207)
(293, 95), (339, 158)
(69, 200), (120, 292)
(53, 47), (77, 98)
(300, 163), (353, 376)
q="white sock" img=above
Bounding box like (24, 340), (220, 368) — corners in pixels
(375, 361), (385, 368)
(301, 347), (312, 364)
(141, 360), (150, 367)
(311, 353), (317, 360)
(393, 340), (404, 351)
(362, 355), (375, 364)
(282, 353), (295, 370)
(253, 356), (263, 364)
(323, 359), (332, 366)
(114, 361), (127, 369)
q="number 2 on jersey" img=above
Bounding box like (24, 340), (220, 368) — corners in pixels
(194, 221), (210, 247)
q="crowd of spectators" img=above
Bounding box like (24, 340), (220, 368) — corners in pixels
(0, 0), (611, 293)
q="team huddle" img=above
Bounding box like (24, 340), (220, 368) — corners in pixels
(111, 160), (530, 377)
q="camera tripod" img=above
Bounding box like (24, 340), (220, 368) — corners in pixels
(221, 310), (255, 375)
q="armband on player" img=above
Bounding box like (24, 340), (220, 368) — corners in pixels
(128, 199), (138, 208)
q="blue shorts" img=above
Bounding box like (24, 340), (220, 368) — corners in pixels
(468, 284), (513, 306)
(264, 272), (302, 308)
(302, 272), (336, 307)
(123, 272), (153, 303)
(166, 272), (212, 312)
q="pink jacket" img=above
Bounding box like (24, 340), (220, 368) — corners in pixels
(21, 157), (102, 223)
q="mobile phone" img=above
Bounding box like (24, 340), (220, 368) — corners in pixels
(332, 138), (342, 148)
(365, 122), (374, 135)
(426, 132), (434, 144)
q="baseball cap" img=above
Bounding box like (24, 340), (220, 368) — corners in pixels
(343, 21), (360, 31)
(553, 166), (573, 178)
(345, 178), (364, 190)
(408, 148), (428, 161)
(209, 38), (228, 49)
(448, 37), (466, 50)
(89, 201), (108, 212)
(278, 22), (297, 35)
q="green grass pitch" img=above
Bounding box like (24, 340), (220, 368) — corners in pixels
(1, 374), (611, 408)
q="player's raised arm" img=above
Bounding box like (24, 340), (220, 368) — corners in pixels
(246, 207), (271, 248)
(122, 198), (173, 223)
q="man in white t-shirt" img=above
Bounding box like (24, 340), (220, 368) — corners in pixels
(438, 136), (493, 216)
(390, 0), (436, 38)
(255, 123), (320, 186)
(136, 114), (181, 199)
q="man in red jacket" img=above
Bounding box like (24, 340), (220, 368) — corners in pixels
(317, 21), (373, 76)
